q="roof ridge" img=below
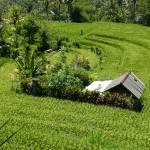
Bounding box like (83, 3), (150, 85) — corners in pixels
(121, 71), (131, 84)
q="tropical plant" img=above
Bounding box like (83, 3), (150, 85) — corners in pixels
(37, 29), (50, 53)
(71, 55), (91, 70)
(21, 16), (40, 45)
(64, 0), (74, 13)
(70, 4), (91, 22)
(9, 6), (23, 41)
(16, 49), (47, 78)
(2, 5), (24, 58)
(58, 0), (65, 22)
(15, 46), (48, 94)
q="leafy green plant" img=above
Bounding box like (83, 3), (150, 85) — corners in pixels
(15, 47), (48, 94)
(48, 67), (84, 98)
(16, 49), (47, 78)
(90, 46), (104, 67)
(4, 5), (24, 58)
(96, 92), (140, 111)
(56, 36), (70, 50)
(21, 16), (40, 45)
(71, 67), (91, 86)
(72, 40), (80, 48)
(70, 4), (92, 22)
(71, 55), (91, 70)
(37, 29), (50, 53)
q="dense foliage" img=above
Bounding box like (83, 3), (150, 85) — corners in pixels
(13, 49), (141, 111)
(1, 0), (150, 25)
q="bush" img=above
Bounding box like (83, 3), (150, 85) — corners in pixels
(90, 47), (104, 67)
(72, 40), (80, 48)
(70, 5), (91, 23)
(71, 55), (91, 70)
(56, 36), (69, 50)
(0, 45), (10, 57)
(143, 13), (150, 26)
(47, 65), (90, 98)
(96, 92), (136, 111)
(20, 78), (32, 94)
(71, 67), (91, 87)
(21, 16), (40, 45)
(37, 30), (50, 52)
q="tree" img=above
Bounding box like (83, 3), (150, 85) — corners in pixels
(143, 0), (150, 25)
(117, 0), (122, 7)
(64, 0), (74, 20)
(58, 0), (64, 22)
(37, 29), (50, 52)
(1, 5), (24, 58)
(8, 5), (23, 49)
(23, 0), (35, 13)
(137, 0), (150, 25)
(44, 0), (50, 19)
(36, 0), (54, 20)
(21, 17), (40, 45)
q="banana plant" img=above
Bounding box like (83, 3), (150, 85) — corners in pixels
(16, 49), (47, 78)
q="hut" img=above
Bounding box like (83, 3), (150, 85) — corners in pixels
(104, 72), (145, 99)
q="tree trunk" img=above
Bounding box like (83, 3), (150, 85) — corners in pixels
(58, 3), (61, 22)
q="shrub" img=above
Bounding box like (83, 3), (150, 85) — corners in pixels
(143, 13), (150, 26)
(96, 92), (136, 111)
(47, 66), (89, 98)
(20, 78), (32, 94)
(72, 40), (80, 48)
(14, 47), (49, 95)
(71, 55), (91, 70)
(0, 45), (10, 57)
(79, 90), (100, 103)
(90, 47), (104, 68)
(71, 67), (91, 87)
(56, 36), (69, 50)
(37, 29), (50, 52)
(70, 5), (92, 23)
(21, 16), (40, 45)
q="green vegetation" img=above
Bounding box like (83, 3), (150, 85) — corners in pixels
(1, 0), (150, 26)
(0, 1), (149, 149)
(0, 21), (150, 149)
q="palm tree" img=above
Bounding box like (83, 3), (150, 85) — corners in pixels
(38, 0), (51, 20)
(64, 0), (74, 19)
(58, 0), (64, 22)
(44, 0), (50, 19)
(9, 5), (22, 49)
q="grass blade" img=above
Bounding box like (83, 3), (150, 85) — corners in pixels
(0, 126), (24, 147)
(0, 120), (10, 130)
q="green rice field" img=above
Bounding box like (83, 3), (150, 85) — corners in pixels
(0, 21), (150, 149)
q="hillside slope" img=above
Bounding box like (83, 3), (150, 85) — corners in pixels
(0, 22), (150, 149)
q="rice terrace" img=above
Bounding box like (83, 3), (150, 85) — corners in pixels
(1, 0), (150, 149)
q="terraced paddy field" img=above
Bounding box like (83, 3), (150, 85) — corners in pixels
(0, 22), (150, 149)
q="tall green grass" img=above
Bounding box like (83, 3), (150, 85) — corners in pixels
(1, 22), (150, 149)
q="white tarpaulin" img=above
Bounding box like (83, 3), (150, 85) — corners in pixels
(85, 80), (113, 93)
